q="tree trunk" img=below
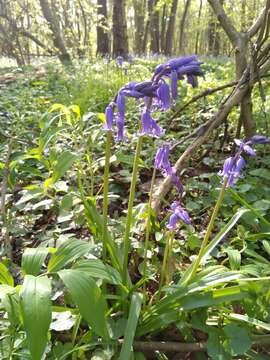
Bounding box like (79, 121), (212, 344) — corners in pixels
(165, 0), (178, 55)
(39, 0), (71, 64)
(133, 0), (145, 54)
(160, 4), (167, 53)
(97, 0), (109, 56)
(149, 0), (160, 53)
(179, 0), (191, 54)
(195, 0), (203, 54)
(207, 0), (257, 138)
(112, 0), (128, 57)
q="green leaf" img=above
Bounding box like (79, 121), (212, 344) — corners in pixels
(207, 331), (230, 360)
(22, 247), (49, 276)
(48, 238), (93, 273)
(51, 151), (77, 183)
(73, 259), (122, 285)
(228, 313), (270, 332)
(226, 248), (241, 270)
(224, 324), (252, 355)
(20, 275), (51, 360)
(180, 208), (248, 285)
(0, 263), (14, 286)
(119, 293), (143, 360)
(58, 269), (109, 339)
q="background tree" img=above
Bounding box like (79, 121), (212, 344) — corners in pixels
(112, 0), (128, 57)
(97, 0), (109, 56)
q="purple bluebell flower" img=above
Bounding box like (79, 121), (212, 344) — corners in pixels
(234, 139), (256, 157)
(140, 108), (164, 137)
(155, 145), (171, 174)
(117, 93), (125, 117)
(218, 135), (267, 187)
(157, 79), (171, 110)
(116, 56), (124, 67)
(154, 145), (183, 192)
(116, 114), (125, 142)
(247, 135), (270, 145)
(219, 156), (246, 187)
(167, 202), (191, 230)
(104, 104), (114, 130)
(153, 55), (203, 101)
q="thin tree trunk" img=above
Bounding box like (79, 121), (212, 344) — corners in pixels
(160, 4), (167, 53)
(149, 0), (160, 53)
(133, 0), (145, 54)
(39, 0), (72, 64)
(164, 0), (178, 55)
(97, 0), (109, 56)
(195, 0), (203, 54)
(112, 0), (128, 57)
(179, 0), (191, 54)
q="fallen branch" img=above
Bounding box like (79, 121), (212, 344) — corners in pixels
(133, 340), (207, 353)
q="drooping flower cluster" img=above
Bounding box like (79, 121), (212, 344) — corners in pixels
(219, 135), (269, 187)
(154, 145), (183, 192)
(153, 55), (204, 99)
(104, 55), (203, 141)
(167, 202), (191, 230)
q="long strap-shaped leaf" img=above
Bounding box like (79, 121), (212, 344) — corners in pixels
(119, 293), (143, 360)
(20, 275), (51, 360)
(180, 208), (249, 284)
(58, 269), (109, 340)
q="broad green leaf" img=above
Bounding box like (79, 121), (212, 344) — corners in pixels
(0, 284), (15, 300)
(58, 269), (109, 339)
(82, 197), (122, 273)
(51, 151), (77, 183)
(20, 275), (51, 360)
(119, 293), (143, 360)
(73, 259), (122, 285)
(48, 238), (93, 273)
(228, 313), (270, 332)
(3, 291), (21, 326)
(224, 324), (252, 355)
(0, 263), (14, 286)
(22, 247), (49, 276)
(207, 331), (230, 360)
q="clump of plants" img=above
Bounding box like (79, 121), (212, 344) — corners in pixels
(0, 55), (270, 360)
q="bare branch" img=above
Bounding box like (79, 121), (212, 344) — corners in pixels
(247, 4), (268, 38)
(207, 0), (239, 45)
(168, 80), (238, 125)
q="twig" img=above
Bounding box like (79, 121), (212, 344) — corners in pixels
(168, 80), (238, 125)
(132, 340), (207, 353)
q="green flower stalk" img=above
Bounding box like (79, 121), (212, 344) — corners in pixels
(122, 135), (144, 286)
(102, 131), (112, 261)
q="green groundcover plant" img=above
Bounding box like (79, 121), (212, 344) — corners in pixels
(0, 56), (270, 360)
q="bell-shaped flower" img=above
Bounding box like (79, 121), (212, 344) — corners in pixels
(140, 108), (164, 137)
(234, 139), (256, 157)
(247, 135), (269, 145)
(167, 201), (191, 230)
(104, 104), (114, 131)
(157, 79), (171, 110)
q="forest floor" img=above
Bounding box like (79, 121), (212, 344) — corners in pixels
(0, 58), (270, 359)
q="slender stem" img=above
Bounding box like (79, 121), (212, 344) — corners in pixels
(157, 231), (174, 301)
(102, 131), (112, 261)
(183, 178), (228, 285)
(142, 168), (156, 306)
(122, 135), (143, 286)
